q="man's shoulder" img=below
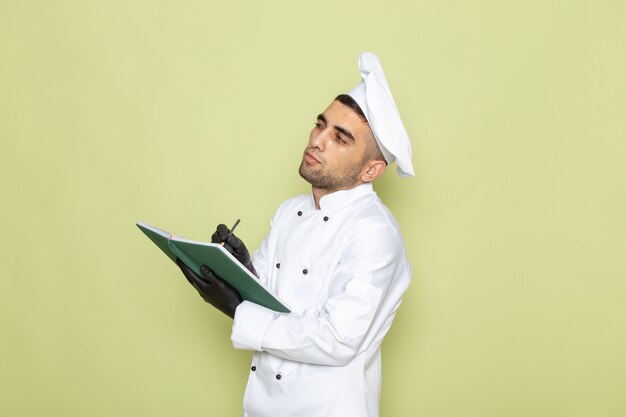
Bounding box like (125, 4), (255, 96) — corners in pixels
(354, 194), (400, 228)
(341, 198), (408, 258)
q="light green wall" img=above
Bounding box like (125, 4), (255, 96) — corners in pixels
(1, 1), (625, 416)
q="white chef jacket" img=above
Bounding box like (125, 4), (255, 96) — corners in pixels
(231, 182), (411, 417)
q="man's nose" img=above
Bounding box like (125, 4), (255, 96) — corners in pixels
(310, 130), (328, 151)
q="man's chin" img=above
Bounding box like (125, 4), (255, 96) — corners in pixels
(299, 163), (321, 184)
(298, 163), (312, 182)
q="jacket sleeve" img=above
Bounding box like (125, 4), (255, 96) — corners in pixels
(251, 235), (269, 285)
(231, 221), (410, 366)
(251, 204), (281, 286)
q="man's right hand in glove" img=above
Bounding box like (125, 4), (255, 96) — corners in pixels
(211, 223), (257, 276)
(176, 259), (243, 319)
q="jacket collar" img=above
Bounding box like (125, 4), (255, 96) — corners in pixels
(314, 182), (375, 212)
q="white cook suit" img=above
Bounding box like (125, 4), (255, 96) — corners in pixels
(231, 182), (411, 417)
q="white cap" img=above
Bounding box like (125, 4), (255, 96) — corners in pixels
(348, 52), (414, 178)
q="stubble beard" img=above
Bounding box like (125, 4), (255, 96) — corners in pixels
(298, 159), (364, 191)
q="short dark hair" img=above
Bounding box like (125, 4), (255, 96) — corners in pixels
(335, 94), (368, 124)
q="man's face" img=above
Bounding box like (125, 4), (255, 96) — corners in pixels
(299, 100), (374, 191)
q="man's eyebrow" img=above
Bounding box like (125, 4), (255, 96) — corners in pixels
(334, 125), (355, 142)
(317, 113), (355, 142)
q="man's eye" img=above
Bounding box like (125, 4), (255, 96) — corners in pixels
(314, 122), (324, 129)
(335, 135), (346, 144)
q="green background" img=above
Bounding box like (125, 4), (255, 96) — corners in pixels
(1, 1), (625, 416)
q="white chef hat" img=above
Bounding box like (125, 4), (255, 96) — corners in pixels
(348, 52), (414, 178)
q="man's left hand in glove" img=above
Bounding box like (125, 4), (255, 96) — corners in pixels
(176, 259), (243, 318)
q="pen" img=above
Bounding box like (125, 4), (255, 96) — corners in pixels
(221, 219), (241, 246)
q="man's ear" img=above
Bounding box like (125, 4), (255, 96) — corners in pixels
(361, 160), (387, 183)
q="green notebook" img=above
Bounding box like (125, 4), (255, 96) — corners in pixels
(137, 222), (290, 313)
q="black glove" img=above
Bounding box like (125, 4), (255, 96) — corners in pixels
(176, 259), (243, 318)
(211, 224), (256, 275)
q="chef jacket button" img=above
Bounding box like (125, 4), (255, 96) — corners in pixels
(276, 263), (280, 269)
(323, 216), (329, 221)
(276, 373), (282, 380)
(251, 366), (256, 372)
(297, 211), (302, 216)
(302, 269), (308, 275)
